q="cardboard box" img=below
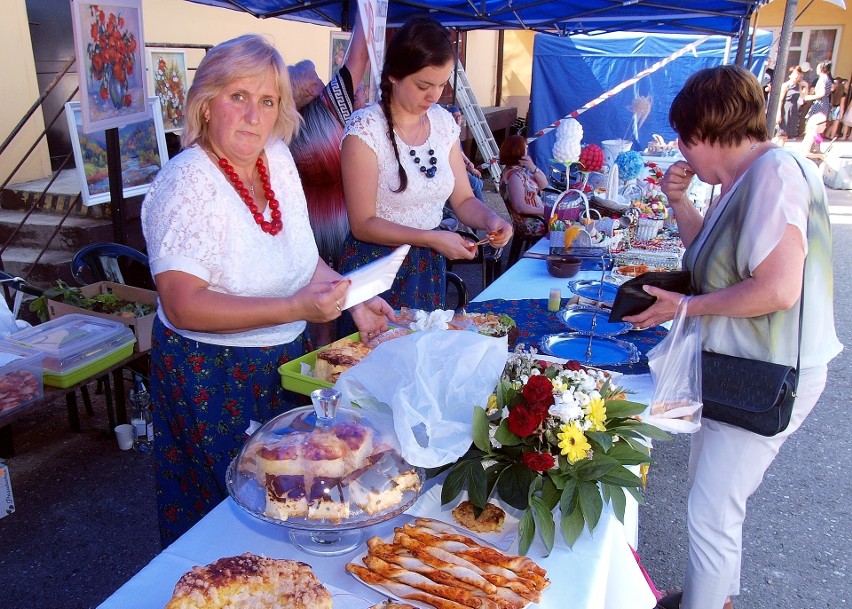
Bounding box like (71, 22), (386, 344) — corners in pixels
(0, 461), (14, 519)
(46, 282), (156, 352)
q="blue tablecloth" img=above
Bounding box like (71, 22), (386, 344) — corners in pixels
(466, 298), (666, 375)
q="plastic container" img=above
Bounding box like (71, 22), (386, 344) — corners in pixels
(0, 341), (45, 420)
(278, 332), (361, 396)
(8, 313), (136, 388)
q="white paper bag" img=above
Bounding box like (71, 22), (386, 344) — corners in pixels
(334, 330), (508, 468)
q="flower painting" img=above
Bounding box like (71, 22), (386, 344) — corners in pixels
(147, 49), (188, 133)
(71, 0), (149, 133)
(65, 98), (168, 206)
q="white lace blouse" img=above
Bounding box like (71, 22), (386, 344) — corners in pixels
(343, 104), (459, 230)
(141, 142), (319, 347)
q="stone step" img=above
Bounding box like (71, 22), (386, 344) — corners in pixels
(1, 246), (75, 287)
(0, 209), (114, 252)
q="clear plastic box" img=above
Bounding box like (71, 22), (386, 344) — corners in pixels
(0, 340), (45, 419)
(8, 313), (136, 388)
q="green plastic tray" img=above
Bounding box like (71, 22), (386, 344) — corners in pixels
(42, 341), (135, 388)
(278, 332), (360, 396)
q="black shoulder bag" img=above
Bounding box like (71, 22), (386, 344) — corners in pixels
(700, 226), (806, 437)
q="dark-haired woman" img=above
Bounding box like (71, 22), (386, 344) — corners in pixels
(339, 16), (511, 309)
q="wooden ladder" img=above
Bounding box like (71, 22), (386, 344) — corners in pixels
(453, 64), (502, 183)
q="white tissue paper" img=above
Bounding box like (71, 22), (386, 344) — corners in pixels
(341, 244), (410, 310)
(409, 309), (454, 331)
(334, 330), (508, 468)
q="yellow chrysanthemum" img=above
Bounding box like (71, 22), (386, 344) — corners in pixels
(486, 393), (499, 415)
(586, 397), (607, 432)
(557, 422), (591, 464)
(551, 378), (568, 393)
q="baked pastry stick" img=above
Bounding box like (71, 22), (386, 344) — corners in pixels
(366, 541), (529, 608)
(346, 563), (471, 609)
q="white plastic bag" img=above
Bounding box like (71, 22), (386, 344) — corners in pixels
(645, 297), (703, 433)
(334, 330), (508, 468)
(0, 297), (20, 338)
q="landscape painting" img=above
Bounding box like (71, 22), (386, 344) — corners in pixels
(65, 97), (169, 206)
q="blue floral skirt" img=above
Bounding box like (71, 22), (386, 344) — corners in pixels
(150, 317), (308, 547)
(338, 235), (446, 310)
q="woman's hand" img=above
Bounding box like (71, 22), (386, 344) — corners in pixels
(291, 280), (352, 323)
(661, 161), (695, 206)
(350, 296), (395, 340)
(429, 230), (479, 260)
(484, 217), (513, 247)
(622, 286), (686, 329)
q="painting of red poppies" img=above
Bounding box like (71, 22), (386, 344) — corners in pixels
(146, 49), (188, 133)
(71, 0), (150, 133)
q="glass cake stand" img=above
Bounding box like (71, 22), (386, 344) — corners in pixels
(226, 389), (424, 556)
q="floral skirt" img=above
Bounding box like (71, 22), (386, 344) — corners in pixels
(338, 235), (446, 310)
(150, 317), (307, 547)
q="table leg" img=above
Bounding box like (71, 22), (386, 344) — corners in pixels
(112, 368), (128, 424)
(65, 393), (81, 432)
(0, 425), (14, 458)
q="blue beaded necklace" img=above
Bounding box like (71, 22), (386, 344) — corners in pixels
(409, 145), (437, 178)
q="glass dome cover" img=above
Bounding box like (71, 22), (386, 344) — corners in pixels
(227, 389), (424, 533)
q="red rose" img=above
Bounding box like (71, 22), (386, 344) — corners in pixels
(565, 360), (584, 371)
(522, 375), (553, 408)
(507, 405), (539, 437)
(529, 403), (549, 426)
(522, 451), (555, 472)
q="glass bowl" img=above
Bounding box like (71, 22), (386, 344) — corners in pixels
(227, 389), (424, 555)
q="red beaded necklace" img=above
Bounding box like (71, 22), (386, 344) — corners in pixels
(217, 155), (282, 235)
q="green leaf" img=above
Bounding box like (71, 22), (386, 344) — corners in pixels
(603, 399), (648, 419)
(441, 459), (487, 506)
(574, 454), (619, 481)
(614, 421), (672, 441)
(578, 481), (604, 531)
(530, 496), (556, 556)
(559, 477), (578, 514)
(599, 465), (643, 487)
(586, 431), (613, 452)
(625, 485), (645, 505)
(606, 484), (627, 523)
(472, 407), (492, 455)
(606, 442), (652, 465)
(495, 463), (536, 510)
(494, 419), (521, 446)
(560, 504), (585, 548)
(541, 476), (561, 511)
(518, 509), (535, 556)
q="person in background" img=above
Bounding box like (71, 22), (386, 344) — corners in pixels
(339, 16), (512, 310)
(447, 105), (484, 201)
(797, 61), (816, 133)
(625, 65), (840, 609)
(141, 34), (393, 547)
(840, 81), (852, 139)
(772, 65), (805, 146)
(800, 60), (833, 159)
(825, 77), (847, 139)
(288, 12), (370, 269)
(498, 134), (549, 237)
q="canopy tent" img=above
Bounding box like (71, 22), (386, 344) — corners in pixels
(185, 0), (767, 37)
(527, 30), (773, 173)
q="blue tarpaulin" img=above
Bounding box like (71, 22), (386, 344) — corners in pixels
(185, 0), (766, 37)
(527, 30), (773, 172)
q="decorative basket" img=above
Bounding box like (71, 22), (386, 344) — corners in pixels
(635, 217), (663, 242)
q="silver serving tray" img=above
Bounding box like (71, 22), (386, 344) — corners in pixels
(559, 304), (633, 337)
(539, 332), (640, 366)
(567, 279), (619, 306)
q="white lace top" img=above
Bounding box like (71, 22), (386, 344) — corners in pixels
(343, 104), (459, 230)
(141, 142), (319, 347)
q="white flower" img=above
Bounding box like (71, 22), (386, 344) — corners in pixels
(550, 393), (583, 422)
(489, 425), (502, 449)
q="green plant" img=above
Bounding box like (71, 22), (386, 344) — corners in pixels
(29, 280), (155, 323)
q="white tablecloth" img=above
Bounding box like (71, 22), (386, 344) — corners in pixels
(97, 242), (658, 609)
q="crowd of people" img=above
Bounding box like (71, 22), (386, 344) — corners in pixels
(136, 16), (840, 609)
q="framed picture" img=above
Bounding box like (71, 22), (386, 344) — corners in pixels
(146, 48), (188, 133)
(329, 30), (372, 102)
(65, 98), (169, 206)
(70, 0), (150, 133)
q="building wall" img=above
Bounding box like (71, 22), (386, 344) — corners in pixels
(1, 0), (51, 183)
(755, 0), (850, 80)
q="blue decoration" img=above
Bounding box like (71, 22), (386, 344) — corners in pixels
(615, 150), (644, 181)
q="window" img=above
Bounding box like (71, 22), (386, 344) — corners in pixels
(766, 26), (841, 72)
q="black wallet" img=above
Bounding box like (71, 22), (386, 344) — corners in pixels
(608, 271), (691, 322)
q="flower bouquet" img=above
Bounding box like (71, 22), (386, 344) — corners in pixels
(439, 347), (669, 555)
